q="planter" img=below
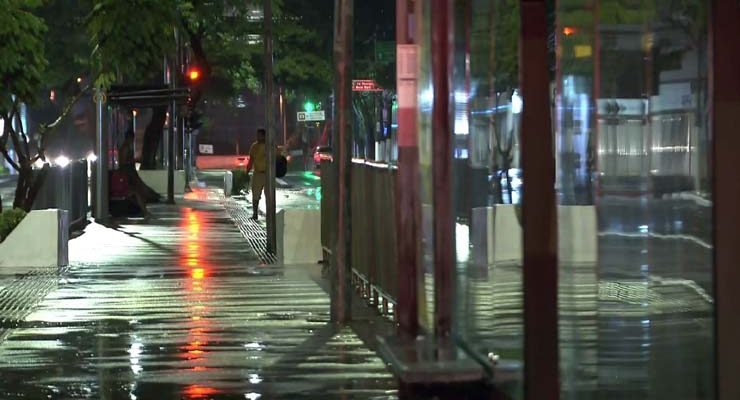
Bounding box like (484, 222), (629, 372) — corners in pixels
(138, 170), (186, 196)
(0, 209), (69, 272)
(471, 205), (523, 267)
(470, 205), (597, 267)
(277, 209), (321, 265)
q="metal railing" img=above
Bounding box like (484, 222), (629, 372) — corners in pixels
(33, 160), (89, 229)
(321, 159), (399, 317)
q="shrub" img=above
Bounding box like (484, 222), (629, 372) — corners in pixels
(0, 208), (27, 243)
(231, 169), (250, 196)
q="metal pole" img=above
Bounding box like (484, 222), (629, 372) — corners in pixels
(395, 0), (420, 338)
(331, 0), (353, 323)
(430, 0), (454, 338)
(94, 89), (108, 221)
(519, 1), (559, 399)
(711, 1), (740, 399)
(280, 88), (288, 145)
(163, 58), (170, 170)
(264, 0), (277, 253)
(167, 54), (177, 204)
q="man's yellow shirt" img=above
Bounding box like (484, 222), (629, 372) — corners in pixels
(249, 142), (266, 173)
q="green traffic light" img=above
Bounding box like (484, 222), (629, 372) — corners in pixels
(303, 101), (315, 112)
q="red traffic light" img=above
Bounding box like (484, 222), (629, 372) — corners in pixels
(187, 67), (201, 82)
(563, 26), (577, 36)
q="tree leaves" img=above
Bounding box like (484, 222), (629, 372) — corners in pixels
(0, 0), (48, 112)
(88, 0), (178, 88)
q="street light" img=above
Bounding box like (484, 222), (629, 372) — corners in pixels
(54, 155), (70, 168)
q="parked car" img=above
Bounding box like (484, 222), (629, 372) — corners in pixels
(313, 146), (332, 169)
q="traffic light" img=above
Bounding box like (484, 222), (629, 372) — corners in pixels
(186, 66), (202, 85)
(303, 100), (315, 112)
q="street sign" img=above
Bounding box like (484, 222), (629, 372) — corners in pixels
(198, 144), (214, 154)
(352, 79), (383, 92)
(297, 111), (325, 122)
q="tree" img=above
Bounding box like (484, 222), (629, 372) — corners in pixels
(1, 0), (337, 211)
(0, 0), (90, 212)
(1, 0), (181, 210)
(135, 0), (334, 167)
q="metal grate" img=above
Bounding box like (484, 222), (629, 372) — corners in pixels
(224, 198), (277, 264)
(0, 267), (66, 341)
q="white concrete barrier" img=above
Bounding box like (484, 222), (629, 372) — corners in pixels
(138, 170), (186, 196)
(223, 171), (233, 196)
(471, 205), (522, 267)
(557, 205), (597, 264)
(0, 209), (69, 272)
(470, 204), (597, 266)
(277, 209), (322, 265)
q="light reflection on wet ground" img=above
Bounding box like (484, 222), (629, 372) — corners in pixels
(0, 200), (397, 399)
(456, 196), (714, 400)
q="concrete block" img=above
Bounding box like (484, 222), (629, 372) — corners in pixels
(223, 171), (233, 197)
(138, 170), (186, 196)
(557, 205), (597, 264)
(471, 205), (522, 267)
(0, 209), (69, 272)
(277, 209), (322, 265)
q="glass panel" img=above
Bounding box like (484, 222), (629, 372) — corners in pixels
(555, 1), (713, 398)
(451, 1), (524, 398)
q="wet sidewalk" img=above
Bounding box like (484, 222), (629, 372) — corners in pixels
(0, 197), (396, 399)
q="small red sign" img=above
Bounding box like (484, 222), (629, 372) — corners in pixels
(352, 79), (383, 92)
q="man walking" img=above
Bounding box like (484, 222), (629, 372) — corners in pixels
(245, 128), (267, 220)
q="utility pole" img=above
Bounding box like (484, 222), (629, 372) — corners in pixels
(167, 28), (181, 204)
(331, 0), (353, 323)
(94, 88), (108, 222)
(264, 0), (277, 253)
(167, 54), (177, 204)
(395, 0), (420, 337)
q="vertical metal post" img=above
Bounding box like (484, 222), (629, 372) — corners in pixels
(264, 0), (277, 253)
(172, 30), (181, 171)
(168, 53), (177, 204)
(431, 0), (454, 338)
(332, 0), (353, 323)
(711, 1), (740, 399)
(519, 1), (559, 399)
(94, 89), (108, 221)
(163, 58), (171, 170)
(280, 88), (287, 145)
(396, 0), (420, 337)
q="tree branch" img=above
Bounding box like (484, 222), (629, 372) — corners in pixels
(12, 104), (33, 161)
(7, 122), (26, 164)
(0, 118), (20, 171)
(36, 83), (92, 160)
(42, 83), (91, 133)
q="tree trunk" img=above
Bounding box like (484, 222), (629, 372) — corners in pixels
(141, 107), (168, 170)
(13, 167), (30, 210)
(13, 164), (49, 212)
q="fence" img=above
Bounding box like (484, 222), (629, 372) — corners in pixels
(321, 159), (399, 317)
(33, 160), (89, 229)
